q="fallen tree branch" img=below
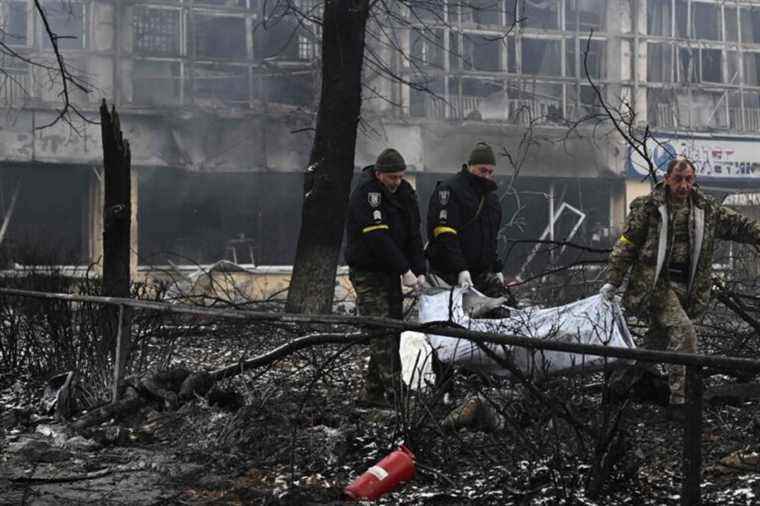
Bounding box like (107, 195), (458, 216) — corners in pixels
(212, 331), (371, 381)
(11, 468), (112, 483)
(71, 397), (145, 431)
(713, 286), (760, 338)
(704, 382), (760, 406)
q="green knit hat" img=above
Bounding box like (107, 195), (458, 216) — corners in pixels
(468, 142), (496, 166)
(374, 148), (406, 173)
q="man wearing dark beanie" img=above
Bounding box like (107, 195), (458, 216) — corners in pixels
(346, 148), (426, 407)
(426, 141), (510, 299)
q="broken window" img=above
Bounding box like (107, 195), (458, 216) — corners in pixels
(568, 39), (605, 79)
(193, 14), (247, 59)
(449, 76), (502, 119)
(139, 170), (303, 266)
(2, 166), (89, 263)
(262, 71), (316, 107)
(409, 76), (444, 118)
(449, 33), (460, 69)
(133, 61), (182, 106)
(692, 90), (728, 128)
(724, 7), (738, 42)
(565, 0), (605, 32)
(410, 28), (445, 69)
(647, 0), (671, 36)
(648, 88), (679, 129)
(678, 47), (698, 83)
(505, 0), (519, 25)
(193, 64), (249, 104)
(576, 83), (604, 117)
(0, 53), (28, 105)
(507, 81), (562, 123)
(522, 0), (560, 30)
(41, 1), (85, 50)
(727, 91), (742, 130)
(700, 48), (721, 83)
(675, 0), (687, 38)
(462, 32), (503, 71)
(647, 43), (673, 83)
(507, 36), (516, 72)
(253, 19), (299, 60)
(133, 7), (180, 56)
(740, 6), (760, 44)
(1, 0), (27, 47)
(294, 0), (321, 60)
(692, 2), (720, 41)
(407, 0), (445, 22)
(726, 50), (740, 84)
(297, 34), (317, 60)
(744, 92), (760, 131)
(521, 38), (561, 76)
(744, 52), (760, 87)
(253, 0), (319, 61)
(469, 0), (503, 25)
(195, 0), (250, 7)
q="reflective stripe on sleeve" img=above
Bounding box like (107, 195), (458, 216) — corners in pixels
(433, 226), (457, 238)
(619, 235), (634, 246)
(362, 224), (390, 234)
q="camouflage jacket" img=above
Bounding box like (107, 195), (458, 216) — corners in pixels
(607, 182), (760, 317)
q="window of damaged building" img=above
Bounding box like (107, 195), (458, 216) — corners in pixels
(138, 169), (304, 266)
(129, 0), (319, 109)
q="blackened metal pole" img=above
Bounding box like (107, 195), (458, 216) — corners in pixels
(682, 366), (703, 505)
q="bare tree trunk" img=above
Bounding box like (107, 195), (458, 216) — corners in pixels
(101, 100), (132, 399)
(286, 0), (370, 314)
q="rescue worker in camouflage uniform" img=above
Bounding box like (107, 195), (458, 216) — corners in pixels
(601, 156), (760, 406)
(346, 148), (426, 406)
(426, 141), (510, 299)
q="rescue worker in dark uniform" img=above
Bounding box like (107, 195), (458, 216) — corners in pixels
(346, 148), (426, 406)
(426, 141), (509, 299)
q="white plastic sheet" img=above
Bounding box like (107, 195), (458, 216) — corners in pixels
(401, 288), (635, 386)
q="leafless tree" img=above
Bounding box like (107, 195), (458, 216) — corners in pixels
(284, 0), (523, 313)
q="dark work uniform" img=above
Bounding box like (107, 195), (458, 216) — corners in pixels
(346, 171), (425, 399)
(426, 168), (506, 298)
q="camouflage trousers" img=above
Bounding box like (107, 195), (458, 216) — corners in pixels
(643, 281), (697, 404)
(349, 269), (403, 398)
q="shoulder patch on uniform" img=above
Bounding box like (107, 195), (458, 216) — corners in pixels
(372, 209), (382, 222)
(438, 189), (450, 206)
(368, 192), (381, 208)
(439, 209), (448, 222)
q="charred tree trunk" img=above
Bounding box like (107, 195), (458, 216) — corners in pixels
(100, 100), (132, 400)
(285, 0), (370, 314)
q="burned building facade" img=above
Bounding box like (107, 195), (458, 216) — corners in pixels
(0, 0), (758, 274)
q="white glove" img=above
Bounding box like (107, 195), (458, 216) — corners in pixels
(599, 283), (618, 302)
(495, 272), (505, 284)
(457, 270), (473, 289)
(416, 274), (426, 293)
(402, 270), (418, 289)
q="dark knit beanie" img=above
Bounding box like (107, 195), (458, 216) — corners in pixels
(468, 142), (496, 166)
(374, 148), (407, 173)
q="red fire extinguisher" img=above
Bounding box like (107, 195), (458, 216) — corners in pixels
(344, 445), (416, 501)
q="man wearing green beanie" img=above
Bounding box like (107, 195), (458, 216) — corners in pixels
(426, 141), (510, 299)
(346, 148), (426, 407)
